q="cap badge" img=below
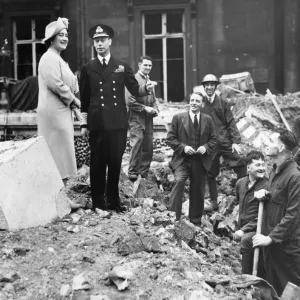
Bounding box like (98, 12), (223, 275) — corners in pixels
(96, 26), (104, 33)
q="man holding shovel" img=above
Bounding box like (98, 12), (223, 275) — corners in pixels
(253, 130), (300, 296)
(233, 150), (267, 277)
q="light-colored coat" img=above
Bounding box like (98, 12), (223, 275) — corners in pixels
(37, 49), (77, 179)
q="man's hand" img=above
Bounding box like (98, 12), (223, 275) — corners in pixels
(254, 189), (270, 201)
(81, 128), (89, 139)
(144, 106), (155, 114)
(233, 230), (244, 241)
(252, 234), (272, 247)
(196, 146), (206, 155)
(232, 143), (242, 154)
(146, 81), (157, 94)
(184, 146), (196, 155)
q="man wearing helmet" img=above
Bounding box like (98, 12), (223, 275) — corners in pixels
(199, 74), (246, 211)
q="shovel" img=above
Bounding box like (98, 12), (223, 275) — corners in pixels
(252, 200), (264, 276)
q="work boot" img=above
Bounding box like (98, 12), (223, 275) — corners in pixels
(128, 173), (138, 181)
(204, 200), (218, 212)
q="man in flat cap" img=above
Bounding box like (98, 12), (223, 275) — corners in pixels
(80, 24), (155, 213)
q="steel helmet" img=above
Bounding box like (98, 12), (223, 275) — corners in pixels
(201, 74), (220, 85)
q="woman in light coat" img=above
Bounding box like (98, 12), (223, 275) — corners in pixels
(38, 17), (82, 209)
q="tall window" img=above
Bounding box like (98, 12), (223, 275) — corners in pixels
(143, 11), (185, 102)
(13, 16), (50, 80)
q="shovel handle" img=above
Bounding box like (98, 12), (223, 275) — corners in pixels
(252, 201), (264, 276)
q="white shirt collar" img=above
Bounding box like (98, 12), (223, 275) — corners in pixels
(97, 53), (111, 64)
(207, 93), (216, 103)
(138, 70), (149, 81)
(189, 111), (200, 123)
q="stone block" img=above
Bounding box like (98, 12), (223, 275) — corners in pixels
(0, 137), (70, 230)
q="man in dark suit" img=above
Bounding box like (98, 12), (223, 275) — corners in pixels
(79, 24), (155, 212)
(166, 93), (217, 224)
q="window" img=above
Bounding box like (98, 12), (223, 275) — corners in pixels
(13, 16), (51, 80)
(143, 11), (185, 102)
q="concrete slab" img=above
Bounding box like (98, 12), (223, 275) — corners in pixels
(0, 137), (71, 230)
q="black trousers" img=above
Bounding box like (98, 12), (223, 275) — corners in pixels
(208, 143), (246, 201)
(89, 129), (127, 209)
(169, 156), (207, 223)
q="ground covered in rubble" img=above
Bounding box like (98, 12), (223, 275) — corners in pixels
(0, 151), (276, 300)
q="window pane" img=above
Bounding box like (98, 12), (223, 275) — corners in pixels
(151, 60), (163, 81)
(35, 17), (51, 40)
(17, 65), (33, 80)
(167, 59), (184, 102)
(167, 38), (183, 59)
(16, 18), (32, 40)
(144, 13), (162, 35)
(17, 44), (32, 64)
(145, 39), (162, 59)
(167, 12), (183, 33)
(36, 43), (46, 74)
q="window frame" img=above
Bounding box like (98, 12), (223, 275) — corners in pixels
(142, 10), (186, 102)
(8, 11), (53, 80)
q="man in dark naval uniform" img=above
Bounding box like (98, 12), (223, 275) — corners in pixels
(79, 24), (155, 212)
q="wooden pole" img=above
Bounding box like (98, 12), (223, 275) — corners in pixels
(252, 201), (264, 276)
(266, 89), (291, 131)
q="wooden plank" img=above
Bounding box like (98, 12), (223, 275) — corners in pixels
(266, 89), (291, 131)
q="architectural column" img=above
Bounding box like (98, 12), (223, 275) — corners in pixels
(284, 0), (300, 93)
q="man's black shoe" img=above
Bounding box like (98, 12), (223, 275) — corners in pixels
(108, 205), (127, 213)
(128, 174), (138, 181)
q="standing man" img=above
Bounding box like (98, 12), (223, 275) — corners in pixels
(253, 130), (300, 296)
(233, 150), (267, 277)
(166, 93), (217, 224)
(199, 74), (246, 212)
(126, 56), (159, 181)
(79, 24), (155, 212)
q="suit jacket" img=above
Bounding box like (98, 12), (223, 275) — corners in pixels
(80, 56), (148, 131)
(125, 72), (158, 130)
(166, 111), (217, 171)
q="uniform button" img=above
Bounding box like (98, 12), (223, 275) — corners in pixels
(100, 82), (102, 84)
(101, 96), (104, 99)
(113, 88), (116, 91)
(113, 81), (115, 84)
(100, 89), (103, 92)
(102, 104), (104, 106)
(114, 103), (117, 106)
(113, 95), (116, 98)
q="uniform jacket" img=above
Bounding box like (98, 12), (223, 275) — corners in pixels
(236, 176), (268, 233)
(200, 94), (241, 147)
(126, 72), (159, 130)
(166, 111), (217, 171)
(262, 158), (300, 243)
(80, 56), (148, 131)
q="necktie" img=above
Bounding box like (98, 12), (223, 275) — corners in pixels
(102, 58), (107, 68)
(194, 114), (198, 129)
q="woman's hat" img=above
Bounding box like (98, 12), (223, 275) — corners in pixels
(88, 24), (114, 39)
(43, 17), (69, 43)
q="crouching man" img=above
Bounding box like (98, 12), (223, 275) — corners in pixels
(253, 130), (300, 296)
(166, 93), (217, 225)
(233, 150), (267, 277)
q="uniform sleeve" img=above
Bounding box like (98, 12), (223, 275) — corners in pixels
(225, 101), (241, 144)
(40, 53), (75, 106)
(269, 175), (300, 243)
(124, 64), (148, 97)
(166, 115), (186, 155)
(202, 117), (218, 155)
(79, 64), (90, 127)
